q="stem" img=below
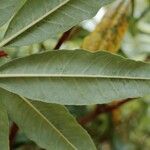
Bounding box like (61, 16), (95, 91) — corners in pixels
(78, 98), (136, 126)
(0, 50), (8, 57)
(131, 0), (135, 17)
(9, 122), (19, 150)
(54, 27), (75, 50)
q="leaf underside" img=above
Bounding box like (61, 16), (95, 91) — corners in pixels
(0, 101), (9, 150)
(0, 88), (96, 150)
(0, 0), (114, 47)
(0, 50), (149, 105)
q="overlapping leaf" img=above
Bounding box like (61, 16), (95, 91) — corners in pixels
(0, 50), (149, 105)
(0, 88), (96, 150)
(0, 0), (114, 47)
(0, 0), (26, 27)
(0, 101), (9, 150)
(0, 0), (26, 40)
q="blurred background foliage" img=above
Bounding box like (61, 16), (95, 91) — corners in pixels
(0, 0), (150, 149)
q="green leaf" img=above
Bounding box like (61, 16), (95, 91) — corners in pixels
(0, 50), (149, 105)
(0, 0), (27, 41)
(0, 0), (26, 27)
(0, 0), (114, 47)
(0, 88), (96, 150)
(0, 57), (10, 66)
(0, 22), (10, 40)
(0, 101), (9, 150)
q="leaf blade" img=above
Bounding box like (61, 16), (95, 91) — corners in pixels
(0, 0), (114, 47)
(0, 0), (26, 27)
(0, 101), (9, 150)
(0, 50), (149, 105)
(0, 88), (96, 150)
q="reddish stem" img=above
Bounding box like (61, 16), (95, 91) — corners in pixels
(78, 98), (135, 125)
(54, 27), (75, 50)
(0, 50), (8, 57)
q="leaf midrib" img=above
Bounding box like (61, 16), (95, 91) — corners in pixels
(0, 74), (149, 80)
(0, 0), (70, 47)
(18, 95), (77, 150)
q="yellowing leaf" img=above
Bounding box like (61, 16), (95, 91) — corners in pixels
(82, 0), (131, 53)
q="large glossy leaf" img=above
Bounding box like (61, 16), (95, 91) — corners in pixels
(0, 101), (9, 150)
(0, 88), (96, 150)
(0, 50), (149, 105)
(0, 0), (114, 47)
